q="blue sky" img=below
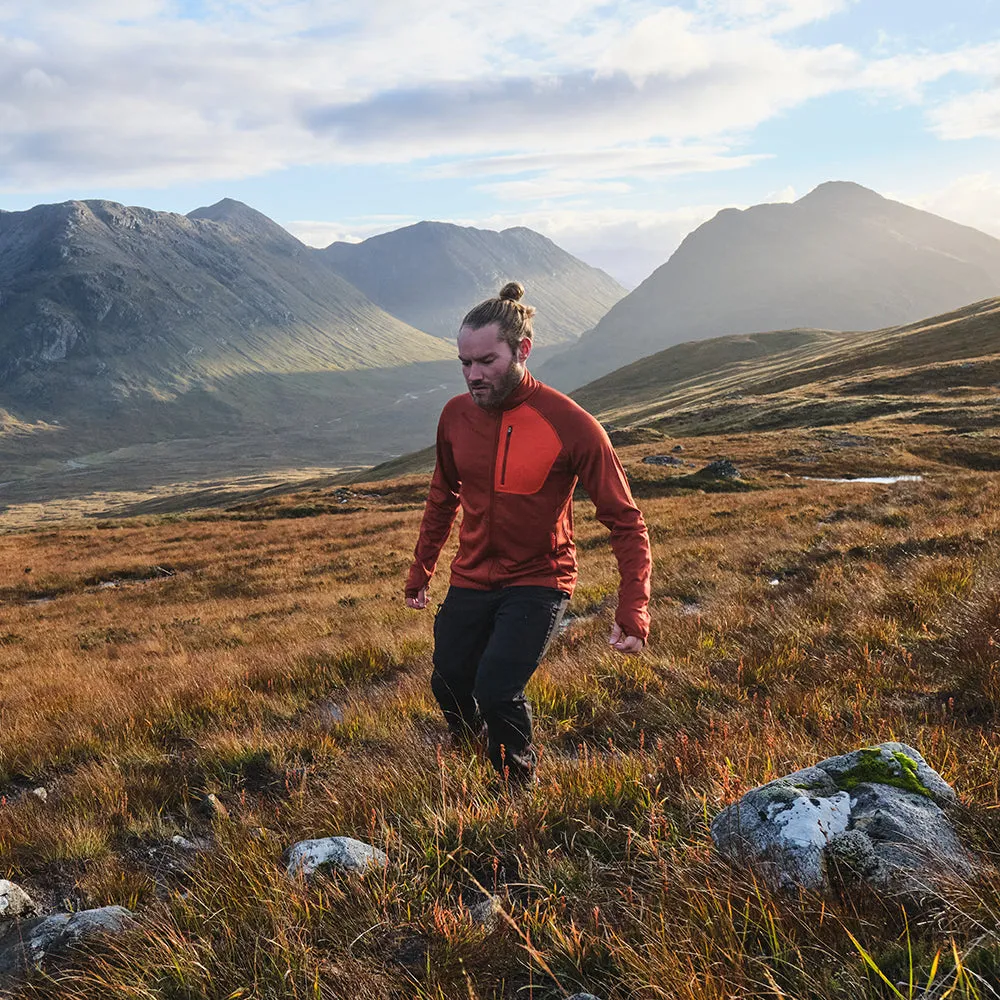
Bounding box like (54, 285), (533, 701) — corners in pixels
(1, 0), (998, 285)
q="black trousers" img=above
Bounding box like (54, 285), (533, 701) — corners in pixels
(431, 585), (569, 783)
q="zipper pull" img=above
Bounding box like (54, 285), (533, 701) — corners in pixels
(500, 425), (513, 485)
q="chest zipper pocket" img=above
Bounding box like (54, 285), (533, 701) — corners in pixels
(500, 425), (513, 486)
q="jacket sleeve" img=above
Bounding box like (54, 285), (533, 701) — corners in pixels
(571, 418), (652, 642)
(405, 412), (461, 597)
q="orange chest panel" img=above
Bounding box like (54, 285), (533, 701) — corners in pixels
(494, 405), (563, 495)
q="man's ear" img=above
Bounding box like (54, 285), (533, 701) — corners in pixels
(518, 338), (532, 364)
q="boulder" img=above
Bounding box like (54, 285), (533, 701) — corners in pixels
(0, 906), (134, 975)
(711, 743), (971, 895)
(286, 836), (388, 878)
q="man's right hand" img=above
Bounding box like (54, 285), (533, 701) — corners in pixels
(406, 587), (429, 610)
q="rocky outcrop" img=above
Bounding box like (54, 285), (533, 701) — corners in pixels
(700, 459), (742, 480)
(711, 743), (971, 896)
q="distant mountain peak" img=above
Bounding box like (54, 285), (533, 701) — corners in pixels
(323, 219), (625, 343)
(799, 180), (886, 206)
(539, 181), (1000, 391)
(188, 199), (300, 247)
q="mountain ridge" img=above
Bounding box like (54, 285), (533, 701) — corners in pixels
(322, 219), (625, 345)
(538, 182), (1000, 390)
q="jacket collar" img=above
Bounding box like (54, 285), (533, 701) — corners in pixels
(500, 368), (539, 411)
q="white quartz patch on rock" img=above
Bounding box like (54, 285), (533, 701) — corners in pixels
(769, 790), (851, 850)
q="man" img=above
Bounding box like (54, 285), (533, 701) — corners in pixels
(405, 281), (652, 785)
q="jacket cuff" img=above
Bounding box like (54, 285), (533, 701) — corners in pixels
(616, 612), (650, 643)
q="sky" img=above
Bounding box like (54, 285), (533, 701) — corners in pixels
(1, 0), (998, 287)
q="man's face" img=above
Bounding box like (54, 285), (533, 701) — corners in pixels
(457, 322), (529, 409)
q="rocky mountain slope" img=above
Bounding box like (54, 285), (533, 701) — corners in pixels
(539, 182), (1000, 390)
(0, 198), (449, 398)
(0, 198), (459, 478)
(323, 221), (625, 346)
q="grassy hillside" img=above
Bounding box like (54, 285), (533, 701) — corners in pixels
(574, 297), (1000, 441)
(1, 415), (1000, 995)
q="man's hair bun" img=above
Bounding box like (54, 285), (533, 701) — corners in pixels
(462, 280), (534, 348)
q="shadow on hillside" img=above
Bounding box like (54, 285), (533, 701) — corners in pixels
(0, 362), (463, 513)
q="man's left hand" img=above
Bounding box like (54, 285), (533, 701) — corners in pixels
(609, 623), (644, 654)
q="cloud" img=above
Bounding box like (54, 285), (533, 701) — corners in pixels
(860, 42), (1000, 103)
(303, 45), (857, 164)
(284, 214), (420, 248)
(434, 145), (769, 203)
(900, 172), (1000, 241)
(0, 0), (994, 202)
(697, 0), (852, 32)
(928, 86), (1000, 140)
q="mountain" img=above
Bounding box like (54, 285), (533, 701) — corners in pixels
(0, 198), (459, 483)
(538, 182), (1000, 390)
(0, 198), (450, 396)
(322, 221), (626, 346)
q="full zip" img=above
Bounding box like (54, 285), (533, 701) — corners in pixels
(486, 410), (504, 586)
(500, 425), (513, 486)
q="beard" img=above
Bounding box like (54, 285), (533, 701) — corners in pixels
(468, 359), (525, 409)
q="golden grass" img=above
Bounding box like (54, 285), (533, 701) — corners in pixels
(1, 426), (1000, 997)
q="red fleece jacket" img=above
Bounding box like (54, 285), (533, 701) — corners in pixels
(405, 371), (652, 641)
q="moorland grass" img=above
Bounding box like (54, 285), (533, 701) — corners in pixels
(0, 427), (999, 997)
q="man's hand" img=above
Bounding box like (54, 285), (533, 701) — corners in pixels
(609, 623), (644, 654)
(406, 587), (429, 610)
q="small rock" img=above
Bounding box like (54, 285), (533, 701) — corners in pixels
(30, 788), (47, 803)
(315, 701), (344, 725)
(171, 834), (211, 852)
(701, 459), (742, 480)
(286, 836), (388, 878)
(464, 893), (502, 931)
(671, 444), (684, 452)
(0, 881), (35, 920)
(0, 906), (134, 975)
(642, 455), (685, 467)
(199, 793), (229, 821)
